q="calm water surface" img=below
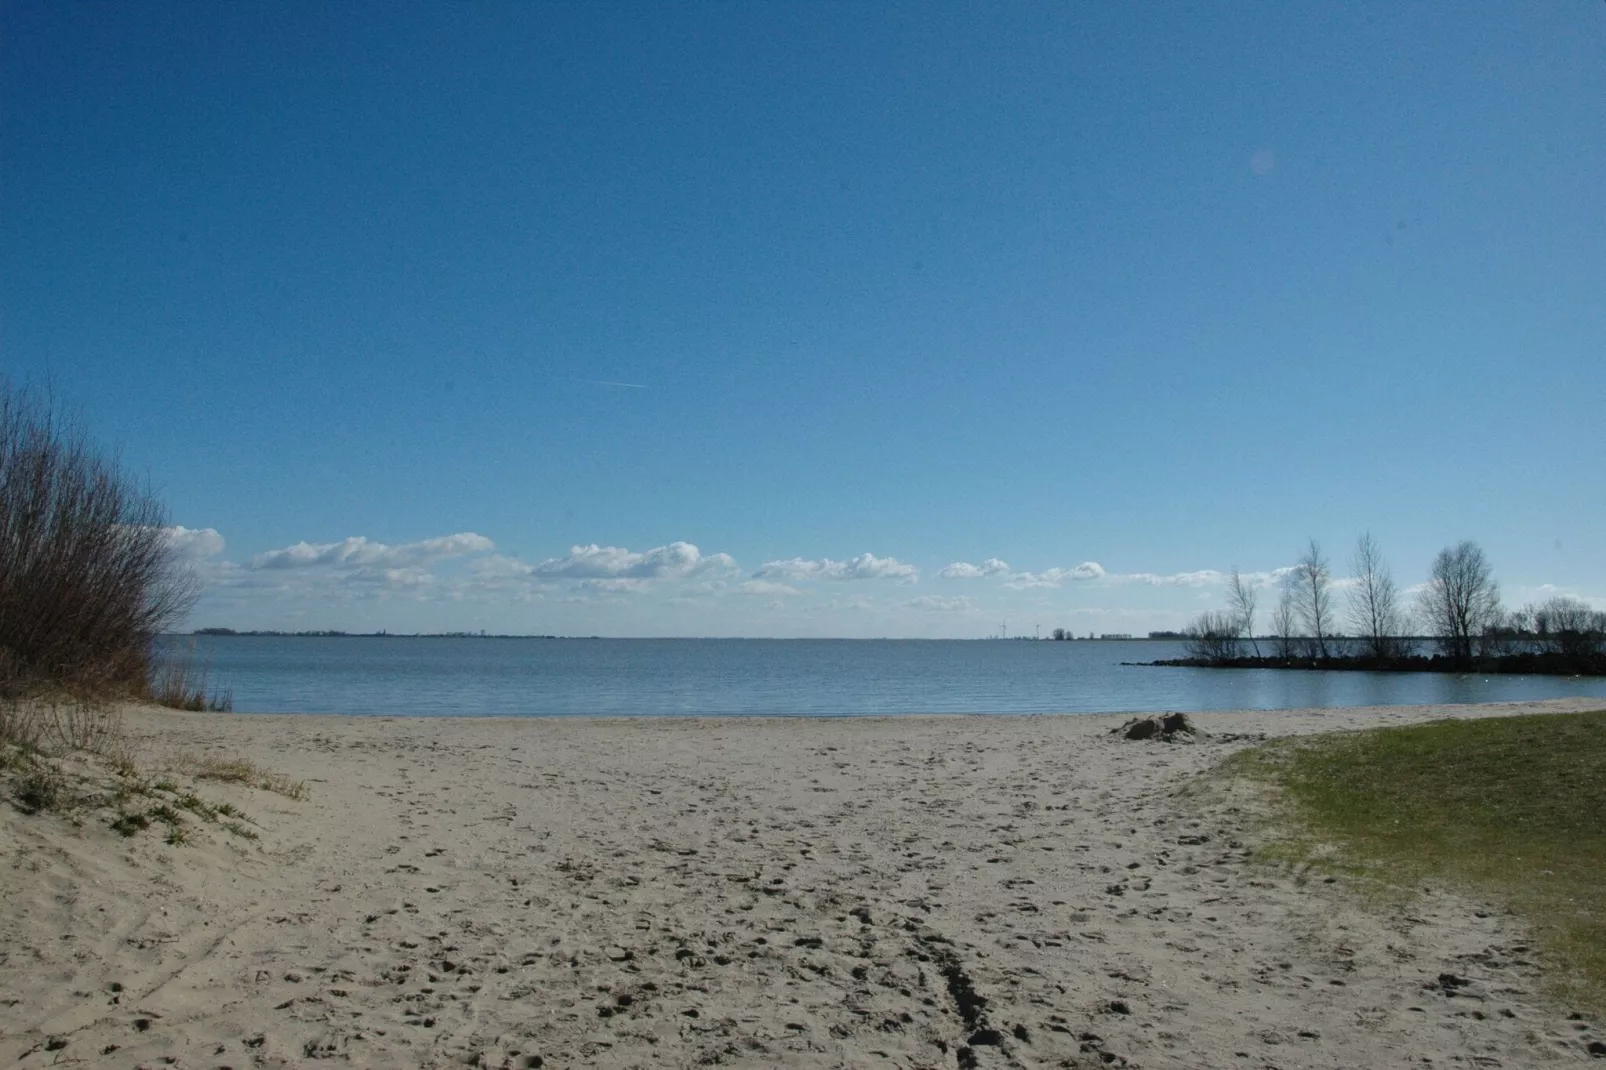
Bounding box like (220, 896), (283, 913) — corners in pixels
(180, 637), (1606, 717)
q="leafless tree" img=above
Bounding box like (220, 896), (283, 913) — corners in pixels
(1185, 610), (1240, 664)
(0, 379), (197, 696)
(1226, 568), (1261, 657)
(1270, 589), (1298, 660)
(1346, 532), (1402, 660)
(1289, 539), (1334, 658)
(1416, 540), (1501, 665)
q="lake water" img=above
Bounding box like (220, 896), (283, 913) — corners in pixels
(176, 636), (1606, 717)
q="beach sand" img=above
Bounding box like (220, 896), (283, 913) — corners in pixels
(2, 698), (1602, 1068)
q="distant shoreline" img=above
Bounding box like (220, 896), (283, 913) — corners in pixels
(183, 631), (1185, 641)
(1143, 652), (1606, 678)
(190, 629), (560, 639)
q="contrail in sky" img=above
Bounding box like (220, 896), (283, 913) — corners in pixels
(576, 379), (648, 390)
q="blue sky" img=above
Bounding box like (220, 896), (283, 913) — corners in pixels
(4, 2), (1602, 637)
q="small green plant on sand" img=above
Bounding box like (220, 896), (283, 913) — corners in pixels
(13, 762), (69, 814)
(139, 802), (189, 845)
(1222, 709), (1606, 1014)
(175, 791), (216, 821)
(110, 811), (151, 837)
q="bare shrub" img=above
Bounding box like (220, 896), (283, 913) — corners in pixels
(34, 696), (126, 753)
(0, 697), (43, 751)
(1185, 610), (1241, 664)
(0, 692), (127, 755)
(0, 379), (197, 697)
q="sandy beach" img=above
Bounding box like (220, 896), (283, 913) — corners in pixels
(3, 698), (1602, 1069)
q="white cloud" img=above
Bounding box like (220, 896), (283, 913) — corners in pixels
(532, 541), (733, 581)
(1001, 561), (1108, 589)
(698, 552), (741, 575)
(990, 563), (1303, 591)
(1112, 568), (1222, 588)
(1511, 584), (1606, 612)
(937, 558), (1312, 592)
(907, 595), (971, 612)
(736, 580), (803, 597)
(339, 565), (437, 588)
(253, 532), (494, 570)
(469, 554), (536, 578)
(580, 578), (653, 594)
(166, 526), (226, 558)
(939, 558), (1011, 579)
(755, 553), (919, 583)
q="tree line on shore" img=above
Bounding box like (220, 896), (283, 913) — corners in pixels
(1178, 535), (1605, 675)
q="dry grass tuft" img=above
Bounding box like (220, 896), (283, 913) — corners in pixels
(38, 696), (125, 753)
(177, 752), (308, 800)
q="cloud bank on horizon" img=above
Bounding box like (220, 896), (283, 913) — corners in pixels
(166, 527), (1605, 637)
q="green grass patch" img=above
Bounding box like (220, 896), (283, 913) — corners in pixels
(1224, 710), (1606, 1012)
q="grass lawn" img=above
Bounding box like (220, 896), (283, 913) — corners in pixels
(1225, 709), (1606, 1013)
